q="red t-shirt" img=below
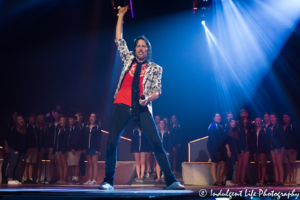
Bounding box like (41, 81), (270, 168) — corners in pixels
(114, 62), (148, 107)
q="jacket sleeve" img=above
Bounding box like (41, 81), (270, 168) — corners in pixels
(96, 126), (102, 152)
(63, 129), (69, 153)
(84, 126), (88, 150)
(9, 128), (17, 151)
(168, 132), (172, 153)
(71, 127), (80, 151)
(47, 124), (51, 148)
(114, 39), (132, 64)
(151, 65), (162, 95)
(223, 130), (228, 146)
(42, 127), (47, 149)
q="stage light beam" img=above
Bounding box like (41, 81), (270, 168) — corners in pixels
(201, 20), (205, 26)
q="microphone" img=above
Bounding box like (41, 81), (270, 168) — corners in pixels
(141, 94), (145, 100)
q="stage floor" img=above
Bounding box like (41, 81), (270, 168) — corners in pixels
(0, 184), (300, 199)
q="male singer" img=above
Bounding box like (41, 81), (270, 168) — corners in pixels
(99, 6), (184, 190)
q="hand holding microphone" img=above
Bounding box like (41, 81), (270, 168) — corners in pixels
(139, 94), (148, 106)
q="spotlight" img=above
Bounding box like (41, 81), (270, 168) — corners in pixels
(201, 21), (205, 25)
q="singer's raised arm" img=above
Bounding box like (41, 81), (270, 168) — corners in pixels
(116, 6), (127, 40)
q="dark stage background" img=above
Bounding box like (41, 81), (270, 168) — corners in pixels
(1, 0), (300, 161)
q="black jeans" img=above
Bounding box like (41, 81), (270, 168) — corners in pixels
(103, 103), (177, 186)
(7, 147), (24, 180)
(1, 148), (10, 183)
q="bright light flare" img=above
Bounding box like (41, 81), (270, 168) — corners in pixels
(201, 20), (205, 26)
(202, 0), (300, 115)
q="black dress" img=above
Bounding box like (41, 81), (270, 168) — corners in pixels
(252, 127), (269, 154)
(130, 129), (151, 153)
(237, 122), (254, 154)
(225, 129), (238, 180)
(267, 123), (284, 150)
(159, 131), (172, 154)
(207, 122), (227, 163)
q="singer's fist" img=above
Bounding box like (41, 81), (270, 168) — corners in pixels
(139, 98), (148, 106)
(117, 6), (128, 17)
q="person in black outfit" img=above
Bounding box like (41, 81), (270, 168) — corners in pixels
(7, 115), (27, 185)
(267, 113), (284, 185)
(252, 117), (269, 186)
(236, 117), (253, 185)
(83, 113), (102, 185)
(47, 109), (61, 184)
(1, 111), (18, 184)
(130, 127), (151, 183)
(282, 113), (298, 186)
(54, 116), (69, 185)
(67, 115), (82, 185)
(170, 115), (181, 174)
(75, 112), (86, 183)
(156, 120), (172, 182)
(207, 113), (231, 186)
(36, 114), (47, 184)
(224, 118), (238, 186)
(23, 113), (38, 184)
(236, 109), (254, 185)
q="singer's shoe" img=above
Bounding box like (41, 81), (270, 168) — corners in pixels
(98, 182), (114, 190)
(166, 182), (185, 190)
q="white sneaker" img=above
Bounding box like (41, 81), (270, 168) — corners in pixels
(91, 180), (98, 185)
(8, 180), (21, 185)
(60, 181), (67, 185)
(145, 173), (150, 178)
(166, 182), (185, 190)
(98, 182), (114, 190)
(226, 180), (236, 186)
(83, 179), (92, 185)
(161, 173), (165, 179)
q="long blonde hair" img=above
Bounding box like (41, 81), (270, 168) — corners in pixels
(16, 115), (26, 134)
(158, 120), (167, 133)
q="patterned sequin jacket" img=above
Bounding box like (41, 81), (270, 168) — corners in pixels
(114, 39), (163, 115)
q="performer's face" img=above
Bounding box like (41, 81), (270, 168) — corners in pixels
(90, 114), (97, 125)
(283, 115), (290, 124)
(159, 120), (165, 129)
(18, 116), (25, 126)
(230, 120), (236, 128)
(270, 115), (277, 124)
(53, 112), (60, 121)
(28, 116), (36, 125)
(69, 118), (76, 126)
(60, 117), (67, 128)
(75, 114), (82, 123)
(135, 39), (148, 61)
(255, 118), (262, 127)
(264, 114), (270, 123)
(37, 115), (44, 124)
(213, 114), (221, 123)
(227, 113), (233, 121)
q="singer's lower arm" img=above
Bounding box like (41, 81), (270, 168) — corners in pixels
(147, 91), (160, 102)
